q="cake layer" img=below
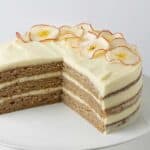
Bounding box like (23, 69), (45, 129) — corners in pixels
(62, 90), (105, 132)
(106, 108), (139, 133)
(63, 88), (141, 125)
(63, 63), (99, 98)
(0, 61), (62, 83)
(0, 76), (62, 98)
(63, 72), (142, 109)
(62, 89), (140, 133)
(63, 75), (141, 116)
(0, 89), (62, 114)
(63, 63), (142, 99)
(0, 72), (61, 89)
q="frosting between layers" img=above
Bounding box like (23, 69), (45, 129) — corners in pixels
(0, 72), (61, 89)
(63, 88), (141, 125)
(63, 72), (142, 109)
(0, 87), (61, 103)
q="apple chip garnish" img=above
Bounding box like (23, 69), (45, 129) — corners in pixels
(105, 46), (140, 65)
(76, 23), (94, 32)
(99, 30), (113, 41)
(82, 36), (109, 51)
(82, 31), (98, 41)
(113, 33), (124, 39)
(16, 32), (30, 43)
(99, 30), (125, 42)
(91, 49), (106, 59)
(80, 36), (109, 58)
(29, 24), (59, 42)
(59, 25), (83, 39)
(110, 38), (127, 48)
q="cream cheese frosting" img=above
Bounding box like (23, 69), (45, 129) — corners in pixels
(0, 23), (142, 97)
(0, 41), (62, 71)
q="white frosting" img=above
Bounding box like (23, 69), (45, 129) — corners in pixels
(0, 40), (142, 97)
(0, 41), (62, 71)
(0, 72), (61, 89)
(48, 42), (142, 97)
(103, 77), (142, 108)
(63, 72), (142, 109)
(63, 88), (140, 125)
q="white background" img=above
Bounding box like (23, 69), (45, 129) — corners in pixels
(0, 0), (149, 149)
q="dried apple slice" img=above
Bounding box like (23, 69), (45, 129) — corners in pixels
(98, 30), (113, 41)
(29, 24), (59, 42)
(105, 46), (140, 65)
(58, 33), (76, 41)
(127, 44), (140, 55)
(113, 33), (124, 39)
(99, 30), (125, 42)
(92, 29), (101, 36)
(59, 25), (83, 38)
(81, 35), (110, 52)
(96, 36), (110, 50)
(16, 32), (29, 43)
(76, 23), (94, 32)
(82, 31), (97, 41)
(91, 49), (106, 59)
(110, 38), (127, 48)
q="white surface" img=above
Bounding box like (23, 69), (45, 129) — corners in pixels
(0, 0), (149, 149)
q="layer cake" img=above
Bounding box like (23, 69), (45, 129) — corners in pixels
(0, 23), (142, 133)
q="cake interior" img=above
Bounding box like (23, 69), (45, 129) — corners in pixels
(0, 59), (142, 133)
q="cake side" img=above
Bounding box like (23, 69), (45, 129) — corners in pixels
(0, 42), (63, 114)
(45, 24), (142, 133)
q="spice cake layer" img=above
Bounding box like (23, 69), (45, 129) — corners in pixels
(62, 88), (140, 133)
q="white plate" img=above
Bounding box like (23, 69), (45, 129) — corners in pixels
(0, 75), (149, 150)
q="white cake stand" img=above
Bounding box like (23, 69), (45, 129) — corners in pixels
(0, 75), (149, 150)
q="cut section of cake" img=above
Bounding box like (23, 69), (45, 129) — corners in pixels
(0, 23), (142, 134)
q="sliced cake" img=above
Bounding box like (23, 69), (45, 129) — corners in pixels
(0, 23), (142, 133)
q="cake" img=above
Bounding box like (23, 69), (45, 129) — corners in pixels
(0, 23), (142, 134)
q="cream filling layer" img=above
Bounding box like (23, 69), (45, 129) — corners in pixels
(0, 72), (61, 89)
(0, 87), (61, 103)
(63, 88), (140, 125)
(63, 72), (142, 110)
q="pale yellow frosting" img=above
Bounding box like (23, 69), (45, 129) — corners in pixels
(0, 41), (62, 71)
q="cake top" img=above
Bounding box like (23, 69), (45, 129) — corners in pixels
(0, 23), (142, 96)
(15, 23), (141, 65)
